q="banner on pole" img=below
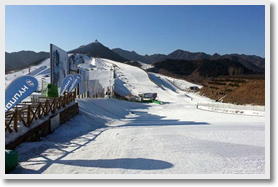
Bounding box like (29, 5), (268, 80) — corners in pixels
(60, 74), (74, 95)
(68, 74), (82, 92)
(5, 75), (38, 113)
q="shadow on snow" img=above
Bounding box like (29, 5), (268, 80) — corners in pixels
(12, 158), (173, 174)
(11, 98), (208, 174)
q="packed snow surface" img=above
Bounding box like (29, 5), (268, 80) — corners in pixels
(6, 57), (265, 175)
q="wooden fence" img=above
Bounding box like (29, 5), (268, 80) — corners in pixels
(5, 92), (76, 133)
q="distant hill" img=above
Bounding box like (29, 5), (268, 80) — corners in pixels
(167, 49), (211, 61)
(112, 48), (168, 64)
(152, 58), (254, 81)
(144, 54), (167, 64)
(113, 48), (265, 73)
(211, 54), (264, 73)
(123, 60), (142, 68)
(112, 48), (151, 64)
(69, 40), (128, 62)
(5, 51), (49, 73)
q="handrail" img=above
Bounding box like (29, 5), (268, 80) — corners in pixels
(5, 92), (76, 133)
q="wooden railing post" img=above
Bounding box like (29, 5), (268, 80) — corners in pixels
(68, 93), (72, 103)
(45, 99), (49, 116)
(38, 102), (42, 118)
(51, 98), (57, 113)
(5, 120), (12, 133)
(14, 109), (18, 132)
(27, 105), (31, 125)
(66, 94), (69, 105)
(58, 96), (62, 109)
(62, 95), (66, 107)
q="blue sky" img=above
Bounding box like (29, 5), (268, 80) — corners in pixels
(5, 5), (265, 57)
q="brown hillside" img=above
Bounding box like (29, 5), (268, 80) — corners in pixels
(223, 80), (265, 105)
(198, 78), (265, 106)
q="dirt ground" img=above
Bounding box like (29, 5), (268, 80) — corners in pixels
(198, 76), (265, 106)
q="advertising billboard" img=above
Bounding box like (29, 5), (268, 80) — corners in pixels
(68, 54), (85, 72)
(50, 44), (69, 92)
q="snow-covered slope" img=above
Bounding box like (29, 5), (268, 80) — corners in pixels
(102, 58), (208, 103)
(10, 97), (265, 175)
(6, 55), (266, 175)
(138, 61), (153, 70)
(5, 58), (51, 91)
(149, 72), (202, 91)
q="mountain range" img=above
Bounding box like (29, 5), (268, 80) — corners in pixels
(5, 51), (49, 73)
(5, 40), (265, 74)
(112, 48), (265, 73)
(151, 58), (254, 82)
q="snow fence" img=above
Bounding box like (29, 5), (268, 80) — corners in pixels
(197, 103), (265, 116)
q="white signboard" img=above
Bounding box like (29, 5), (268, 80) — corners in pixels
(50, 44), (69, 91)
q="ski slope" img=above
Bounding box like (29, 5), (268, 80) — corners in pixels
(6, 57), (266, 175)
(5, 58), (51, 90)
(104, 59), (211, 104)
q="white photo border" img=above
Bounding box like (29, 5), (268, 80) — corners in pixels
(2, 0), (271, 181)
